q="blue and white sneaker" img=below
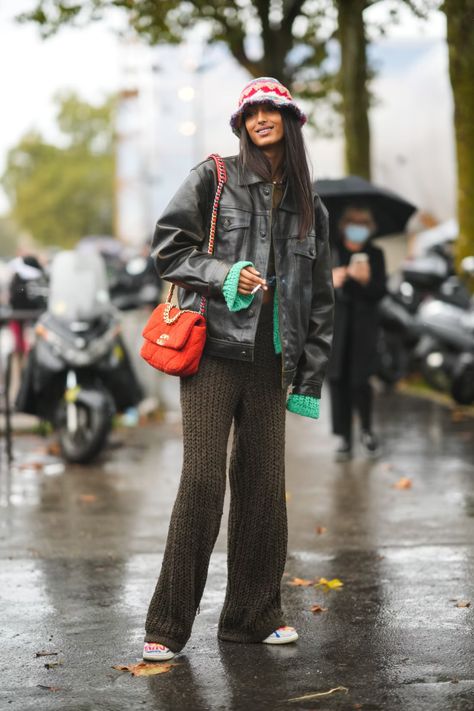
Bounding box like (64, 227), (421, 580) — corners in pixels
(262, 626), (299, 644)
(143, 642), (175, 661)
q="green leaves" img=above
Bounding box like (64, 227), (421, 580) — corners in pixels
(1, 92), (115, 247)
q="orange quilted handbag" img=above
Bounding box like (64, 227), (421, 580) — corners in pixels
(140, 154), (227, 376)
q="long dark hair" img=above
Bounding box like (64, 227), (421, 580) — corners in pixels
(239, 109), (314, 240)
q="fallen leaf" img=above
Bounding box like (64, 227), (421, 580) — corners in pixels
(315, 526), (327, 535)
(393, 477), (412, 490)
(451, 408), (468, 422)
(288, 577), (315, 587)
(37, 684), (62, 692)
(288, 686), (349, 702)
(19, 460), (43, 471)
(113, 662), (178, 677)
(78, 494), (97, 503)
(46, 442), (61, 456)
(35, 651), (59, 657)
(316, 577), (344, 591)
(455, 600), (471, 608)
(310, 604), (328, 614)
(45, 661), (63, 669)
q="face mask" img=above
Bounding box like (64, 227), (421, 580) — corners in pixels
(344, 223), (371, 244)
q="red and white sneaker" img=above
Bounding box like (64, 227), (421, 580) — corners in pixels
(143, 642), (175, 661)
(262, 626), (299, 644)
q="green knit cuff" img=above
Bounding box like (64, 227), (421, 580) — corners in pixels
(286, 394), (320, 419)
(222, 261), (255, 312)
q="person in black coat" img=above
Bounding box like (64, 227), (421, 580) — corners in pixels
(328, 205), (386, 460)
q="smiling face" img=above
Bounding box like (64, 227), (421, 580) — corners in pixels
(243, 103), (285, 148)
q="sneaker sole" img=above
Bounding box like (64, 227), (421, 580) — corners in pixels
(143, 650), (175, 662)
(262, 631), (299, 645)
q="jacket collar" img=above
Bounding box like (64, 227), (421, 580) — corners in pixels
(236, 160), (299, 213)
(237, 161), (263, 186)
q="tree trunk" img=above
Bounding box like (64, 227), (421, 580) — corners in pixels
(336, 0), (371, 179)
(443, 0), (474, 270)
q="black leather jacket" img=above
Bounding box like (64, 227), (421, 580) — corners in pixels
(152, 155), (334, 398)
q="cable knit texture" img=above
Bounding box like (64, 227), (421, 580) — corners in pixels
(222, 261), (254, 311)
(145, 303), (287, 651)
(286, 393), (320, 419)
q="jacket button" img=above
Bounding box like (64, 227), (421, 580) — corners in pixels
(260, 230), (266, 238)
(263, 188), (270, 196)
(241, 350), (247, 356)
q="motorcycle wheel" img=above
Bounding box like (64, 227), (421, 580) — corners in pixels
(451, 365), (474, 406)
(56, 398), (112, 464)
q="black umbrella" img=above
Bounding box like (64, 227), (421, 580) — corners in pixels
(314, 175), (417, 241)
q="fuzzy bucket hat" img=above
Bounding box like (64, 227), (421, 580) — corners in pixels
(230, 77), (307, 136)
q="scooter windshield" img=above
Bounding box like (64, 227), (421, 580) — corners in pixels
(48, 250), (111, 321)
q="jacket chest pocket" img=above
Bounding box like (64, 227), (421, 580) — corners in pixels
(293, 243), (317, 259)
(214, 210), (251, 260)
(291, 238), (317, 294)
(293, 232), (317, 261)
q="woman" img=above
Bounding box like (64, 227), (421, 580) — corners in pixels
(329, 205), (386, 461)
(143, 77), (334, 661)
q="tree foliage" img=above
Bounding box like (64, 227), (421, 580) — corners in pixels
(18, 1), (439, 170)
(2, 93), (115, 247)
(18, 1), (336, 122)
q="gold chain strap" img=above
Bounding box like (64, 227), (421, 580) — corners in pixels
(163, 301), (199, 325)
(163, 154), (227, 324)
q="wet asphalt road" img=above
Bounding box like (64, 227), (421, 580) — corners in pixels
(1, 385), (474, 711)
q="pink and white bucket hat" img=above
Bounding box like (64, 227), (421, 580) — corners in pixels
(230, 77), (307, 136)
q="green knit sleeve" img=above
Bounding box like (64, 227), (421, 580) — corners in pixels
(273, 289), (282, 354)
(222, 261), (255, 312)
(286, 393), (320, 420)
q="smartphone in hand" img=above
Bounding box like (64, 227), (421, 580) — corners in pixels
(349, 252), (369, 266)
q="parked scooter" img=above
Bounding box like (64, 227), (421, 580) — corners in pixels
(376, 249), (449, 385)
(376, 274), (422, 384)
(376, 234), (470, 385)
(415, 257), (474, 405)
(109, 254), (162, 311)
(15, 251), (143, 463)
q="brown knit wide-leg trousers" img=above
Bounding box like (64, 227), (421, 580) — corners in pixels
(144, 308), (287, 652)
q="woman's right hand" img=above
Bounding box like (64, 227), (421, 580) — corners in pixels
(332, 266), (347, 289)
(238, 266), (268, 295)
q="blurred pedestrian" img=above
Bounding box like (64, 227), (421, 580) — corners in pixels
(328, 205), (386, 461)
(8, 254), (46, 355)
(142, 77), (334, 662)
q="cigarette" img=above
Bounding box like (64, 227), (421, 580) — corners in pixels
(251, 283), (262, 295)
